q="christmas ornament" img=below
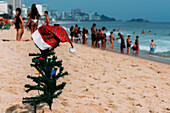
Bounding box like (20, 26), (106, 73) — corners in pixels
(51, 70), (56, 76)
(34, 70), (40, 75)
(56, 83), (58, 86)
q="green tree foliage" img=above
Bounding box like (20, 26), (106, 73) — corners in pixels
(22, 48), (68, 113)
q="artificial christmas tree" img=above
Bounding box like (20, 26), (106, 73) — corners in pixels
(22, 48), (68, 113)
(22, 25), (75, 113)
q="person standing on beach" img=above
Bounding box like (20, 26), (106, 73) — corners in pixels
(27, 4), (40, 34)
(70, 26), (74, 42)
(107, 31), (116, 51)
(74, 24), (78, 42)
(82, 28), (86, 44)
(14, 8), (24, 41)
(85, 27), (89, 44)
(103, 33), (107, 50)
(116, 33), (125, 54)
(96, 29), (101, 48)
(101, 27), (106, 50)
(91, 23), (96, 48)
(44, 11), (50, 26)
(135, 36), (139, 56)
(95, 29), (99, 47)
(77, 27), (82, 43)
(150, 39), (156, 54)
(127, 35), (132, 54)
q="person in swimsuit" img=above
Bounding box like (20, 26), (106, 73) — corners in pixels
(44, 11), (50, 26)
(96, 29), (101, 48)
(82, 28), (86, 44)
(91, 23), (96, 48)
(135, 36), (139, 56)
(95, 29), (99, 47)
(127, 35), (132, 54)
(150, 39), (156, 54)
(101, 27), (106, 50)
(27, 4), (40, 34)
(14, 8), (24, 41)
(77, 27), (81, 43)
(141, 30), (145, 34)
(74, 24), (78, 42)
(85, 27), (89, 44)
(70, 26), (74, 42)
(103, 33), (107, 50)
(107, 31), (116, 51)
(116, 33), (125, 54)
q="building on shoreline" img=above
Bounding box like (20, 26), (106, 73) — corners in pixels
(0, 1), (116, 22)
(5, 0), (22, 16)
(0, 1), (8, 15)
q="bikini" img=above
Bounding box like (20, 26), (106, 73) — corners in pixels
(110, 36), (114, 43)
(31, 19), (38, 23)
(127, 40), (131, 47)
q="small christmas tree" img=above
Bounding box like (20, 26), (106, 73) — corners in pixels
(22, 48), (68, 113)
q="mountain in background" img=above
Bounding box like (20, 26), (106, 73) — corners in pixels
(127, 18), (150, 22)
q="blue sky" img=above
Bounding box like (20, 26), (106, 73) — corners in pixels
(23, 0), (170, 22)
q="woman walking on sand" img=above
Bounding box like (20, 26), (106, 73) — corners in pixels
(14, 8), (24, 41)
(107, 31), (116, 51)
(27, 4), (40, 34)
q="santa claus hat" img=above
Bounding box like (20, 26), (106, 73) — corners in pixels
(32, 26), (74, 51)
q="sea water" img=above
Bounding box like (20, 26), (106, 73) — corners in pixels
(59, 22), (170, 64)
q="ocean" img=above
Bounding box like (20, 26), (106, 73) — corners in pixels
(59, 22), (170, 64)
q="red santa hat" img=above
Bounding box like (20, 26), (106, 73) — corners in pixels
(32, 26), (73, 50)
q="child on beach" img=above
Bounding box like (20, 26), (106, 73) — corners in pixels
(132, 44), (136, 54)
(14, 8), (24, 41)
(132, 36), (139, 55)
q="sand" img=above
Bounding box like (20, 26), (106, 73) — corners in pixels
(0, 27), (170, 113)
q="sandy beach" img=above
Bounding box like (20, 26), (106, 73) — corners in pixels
(0, 27), (170, 113)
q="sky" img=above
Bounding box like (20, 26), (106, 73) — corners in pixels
(23, 0), (170, 22)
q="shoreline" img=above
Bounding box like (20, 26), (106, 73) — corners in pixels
(59, 22), (170, 64)
(74, 42), (170, 65)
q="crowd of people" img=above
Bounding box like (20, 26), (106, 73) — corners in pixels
(2, 4), (156, 55)
(69, 23), (157, 55)
(69, 23), (144, 55)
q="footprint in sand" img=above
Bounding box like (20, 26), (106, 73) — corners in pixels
(131, 64), (138, 67)
(6, 104), (46, 113)
(6, 104), (19, 113)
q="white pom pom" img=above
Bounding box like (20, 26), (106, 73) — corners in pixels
(69, 47), (76, 53)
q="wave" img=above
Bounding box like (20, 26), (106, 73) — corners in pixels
(140, 45), (170, 52)
(140, 45), (170, 57)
